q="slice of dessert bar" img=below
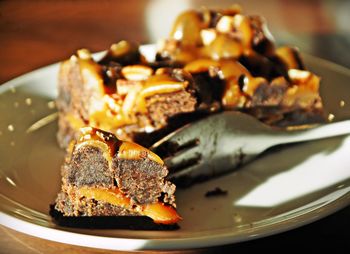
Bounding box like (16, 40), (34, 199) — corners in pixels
(52, 127), (181, 229)
(56, 6), (324, 150)
(56, 42), (199, 148)
(157, 5), (324, 126)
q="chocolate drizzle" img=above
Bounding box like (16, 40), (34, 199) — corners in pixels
(79, 127), (123, 157)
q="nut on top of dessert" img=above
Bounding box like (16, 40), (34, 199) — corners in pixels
(56, 5), (324, 149)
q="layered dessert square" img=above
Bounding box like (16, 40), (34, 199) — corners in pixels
(53, 5), (325, 228)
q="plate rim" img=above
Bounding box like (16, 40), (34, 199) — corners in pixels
(1, 191), (349, 250)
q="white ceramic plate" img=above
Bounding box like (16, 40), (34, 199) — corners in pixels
(0, 46), (350, 251)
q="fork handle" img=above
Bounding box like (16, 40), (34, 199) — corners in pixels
(269, 120), (350, 146)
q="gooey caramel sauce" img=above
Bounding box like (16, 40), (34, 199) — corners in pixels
(65, 6), (321, 134)
(72, 49), (190, 131)
(77, 127), (164, 165)
(76, 187), (181, 224)
(163, 7), (320, 109)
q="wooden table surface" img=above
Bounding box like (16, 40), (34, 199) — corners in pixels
(1, 0), (349, 253)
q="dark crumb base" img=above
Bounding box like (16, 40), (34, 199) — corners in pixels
(49, 204), (179, 230)
(205, 187), (228, 197)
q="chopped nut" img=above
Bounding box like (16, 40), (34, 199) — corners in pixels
(121, 65), (153, 81)
(122, 83), (143, 117)
(155, 67), (173, 76)
(288, 69), (311, 82)
(116, 79), (143, 96)
(233, 14), (253, 49)
(288, 69), (320, 92)
(216, 16), (234, 33)
(77, 49), (92, 60)
(110, 40), (133, 57)
(232, 14), (245, 29)
(200, 29), (217, 46)
(103, 94), (122, 113)
(69, 55), (78, 63)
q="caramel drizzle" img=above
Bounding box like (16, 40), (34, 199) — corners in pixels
(70, 6), (320, 132)
(168, 8), (320, 108)
(164, 9), (259, 64)
(77, 127), (164, 165)
(85, 67), (188, 130)
(79, 127), (123, 157)
(75, 186), (181, 224)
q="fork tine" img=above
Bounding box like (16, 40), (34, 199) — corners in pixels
(150, 113), (224, 155)
(150, 126), (200, 156)
(164, 147), (202, 170)
(168, 161), (204, 180)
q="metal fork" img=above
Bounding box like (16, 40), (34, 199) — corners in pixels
(150, 111), (350, 183)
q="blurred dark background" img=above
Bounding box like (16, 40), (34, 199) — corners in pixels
(0, 0), (349, 84)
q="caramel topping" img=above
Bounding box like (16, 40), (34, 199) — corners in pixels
(142, 203), (182, 224)
(184, 59), (220, 74)
(135, 74), (188, 113)
(288, 69), (320, 91)
(75, 49), (190, 130)
(231, 14), (254, 52)
(222, 78), (246, 107)
(89, 108), (134, 132)
(276, 46), (304, 70)
(222, 74), (267, 108)
(184, 58), (253, 107)
(118, 141), (164, 165)
(64, 113), (86, 131)
(76, 127), (164, 165)
(202, 33), (243, 60)
(241, 76), (267, 97)
(87, 94), (129, 129)
(67, 6), (322, 135)
(218, 59), (250, 79)
(161, 7), (265, 63)
(282, 70), (321, 108)
(184, 58), (249, 78)
(121, 65), (153, 81)
(78, 127), (123, 157)
(77, 187), (181, 224)
(78, 187), (131, 208)
(170, 10), (205, 46)
(155, 6), (321, 111)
